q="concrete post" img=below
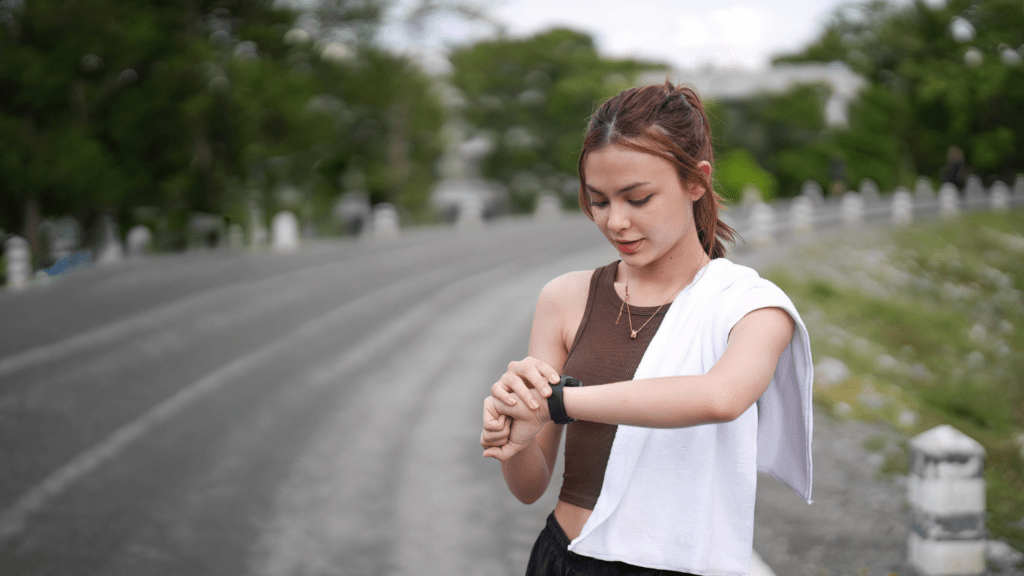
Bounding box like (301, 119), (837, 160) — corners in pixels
(989, 181), (1010, 211)
(95, 213), (124, 265)
(840, 192), (864, 228)
(455, 194), (484, 230)
(126, 225), (153, 256)
(964, 175), (985, 202)
(748, 201), (775, 248)
(907, 425), (987, 576)
(534, 194), (561, 222)
(271, 210), (300, 252)
(789, 195), (814, 234)
(938, 183), (960, 219)
(372, 203), (400, 240)
(892, 187), (913, 226)
(1014, 175), (1024, 200)
(915, 176), (936, 202)
(859, 178), (880, 203)
(4, 235), (31, 291)
(801, 180), (824, 206)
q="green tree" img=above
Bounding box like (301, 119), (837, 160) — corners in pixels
(777, 0), (1024, 184)
(449, 28), (665, 212)
(0, 0), (447, 251)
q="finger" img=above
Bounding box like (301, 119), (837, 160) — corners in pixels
(543, 366), (562, 385)
(507, 374), (539, 410)
(483, 397), (504, 427)
(525, 365), (554, 398)
(491, 379), (517, 406)
(484, 441), (525, 460)
(481, 432), (507, 448)
(483, 413), (507, 431)
(481, 427), (510, 447)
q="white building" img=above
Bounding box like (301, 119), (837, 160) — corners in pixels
(641, 61), (866, 127)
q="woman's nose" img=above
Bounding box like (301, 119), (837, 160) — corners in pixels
(607, 202), (630, 231)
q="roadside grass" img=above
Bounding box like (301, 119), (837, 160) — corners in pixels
(766, 209), (1024, 552)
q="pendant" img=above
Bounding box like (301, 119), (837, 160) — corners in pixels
(630, 330), (638, 339)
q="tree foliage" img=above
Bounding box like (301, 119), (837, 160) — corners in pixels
(449, 28), (666, 212)
(0, 0), (445, 247)
(776, 0), (1024, 187)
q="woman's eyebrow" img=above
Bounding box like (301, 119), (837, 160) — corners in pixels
(585, 181), (650, 196)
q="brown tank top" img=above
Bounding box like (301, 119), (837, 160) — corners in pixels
(558, 261), (668, 510)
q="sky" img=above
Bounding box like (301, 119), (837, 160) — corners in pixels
(378, 0), (864, 72)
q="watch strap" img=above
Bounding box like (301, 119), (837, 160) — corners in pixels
(548, 375), (582, 425)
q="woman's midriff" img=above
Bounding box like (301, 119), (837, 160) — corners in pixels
(553, 499), (592, 540)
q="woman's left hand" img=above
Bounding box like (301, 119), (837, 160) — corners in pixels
(491, 356), (562, 410)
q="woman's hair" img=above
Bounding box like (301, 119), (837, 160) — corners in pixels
(578, 80), (736, 259)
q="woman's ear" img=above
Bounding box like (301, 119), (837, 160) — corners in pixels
(688, 161), (712, 200)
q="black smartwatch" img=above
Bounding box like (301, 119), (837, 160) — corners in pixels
(548, 375), (582, 425)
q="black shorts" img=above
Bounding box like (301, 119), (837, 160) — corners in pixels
(525, 512), (697, 576)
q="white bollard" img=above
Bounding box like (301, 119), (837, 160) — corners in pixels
(801, 180), (824, 206)
(534, 194), (562, 222)
(126, 225), (153, 256)
(789, 195), (814, 234)
(372, 203), (400, 240)
(964, 174), (984, 202)
(938, 183), (960, 219)
(989, 181), (1010, 211)
(840, 192), (864, 228)
(748, 201), (776, 247)
(1014, 174), (1024, 199)
(741, 185), (763, 207)
(907, 425), (987, 576)
(456, 194), (485, 230)
(249, 204), (268, 247)
(4, 235), (31, 291)
(892, 188), (914, 226)
(271, 210), (300, 252)
(859, 178), (880, 203)
(95, 213), (124, 265)
(915, 176), (936, 201)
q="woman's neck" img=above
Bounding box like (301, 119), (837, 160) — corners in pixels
(619, 239), (710, 306)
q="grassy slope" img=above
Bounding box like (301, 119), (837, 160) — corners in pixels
(766, 209), (1024, 551)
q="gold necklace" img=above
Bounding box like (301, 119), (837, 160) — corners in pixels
(615, 254), (709, 340)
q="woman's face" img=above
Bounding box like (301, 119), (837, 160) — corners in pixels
(583, 143), (706, 268)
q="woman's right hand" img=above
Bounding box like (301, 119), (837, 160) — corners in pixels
(491, 356), (562, 410)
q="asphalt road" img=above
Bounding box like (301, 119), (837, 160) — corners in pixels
(0, 217), (620, 575)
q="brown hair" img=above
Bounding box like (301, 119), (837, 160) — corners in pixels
(578, 80), (735, 259)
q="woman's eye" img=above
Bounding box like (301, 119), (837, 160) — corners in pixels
(628, 195), (653, 206)
(589, 199), (608, 208)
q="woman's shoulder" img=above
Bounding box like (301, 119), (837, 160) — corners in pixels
(538, 269), (596, 309)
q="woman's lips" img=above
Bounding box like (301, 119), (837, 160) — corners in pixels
(617, 239), (643, 254)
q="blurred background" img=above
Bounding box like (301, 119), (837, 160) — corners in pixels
(1, 0), (1023, 574)
(2, 0), (1022, 262)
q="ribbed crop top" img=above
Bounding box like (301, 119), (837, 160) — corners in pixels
(558, 261), (669, 510)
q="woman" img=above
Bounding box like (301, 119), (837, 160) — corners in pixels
(480, 82), (814, 576)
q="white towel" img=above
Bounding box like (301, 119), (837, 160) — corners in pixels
(567, 258), (814, 576)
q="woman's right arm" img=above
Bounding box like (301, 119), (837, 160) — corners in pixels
(487, 271), (590, 504)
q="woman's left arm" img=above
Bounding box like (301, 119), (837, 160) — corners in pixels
(493, 307), (796, 433)
(561, 306), (795, 427)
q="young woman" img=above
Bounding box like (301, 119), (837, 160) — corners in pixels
(480, 82), (814, 576)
